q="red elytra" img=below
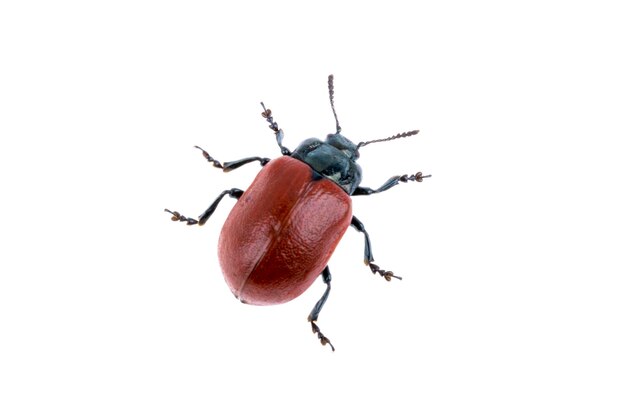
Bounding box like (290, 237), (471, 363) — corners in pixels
(218, 156), (352, 305)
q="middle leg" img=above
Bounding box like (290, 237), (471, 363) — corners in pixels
(194, 146), (270, 172)
(165, 188), (244, 226)
(351, 215), (402, 281)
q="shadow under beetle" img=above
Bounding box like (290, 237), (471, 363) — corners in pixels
(165, 75), (430, 351)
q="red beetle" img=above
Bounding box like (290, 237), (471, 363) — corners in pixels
(166, 75), (429, 350)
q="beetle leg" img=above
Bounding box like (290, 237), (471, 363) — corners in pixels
(350, 216), (402, 281)
(164, 209), (199, 225)
(352, 172), (431, 196)
(165, 188), (244, 226)
(308, 266), (335, 351)
(260, 102), (291, 155)
(194, 146), (270, 172)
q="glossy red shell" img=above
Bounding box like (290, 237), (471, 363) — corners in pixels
(218, 156), (352, 305)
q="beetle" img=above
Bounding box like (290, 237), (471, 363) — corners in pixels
(165, 75), (430, 350)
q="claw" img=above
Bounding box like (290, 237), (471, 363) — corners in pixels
(369, 262), (402, 281)
(310, 321), (335, 352)
(164, 208), (199, 225)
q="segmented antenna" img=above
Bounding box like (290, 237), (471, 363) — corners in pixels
(357, 130), (420, 149)
(328, 74), (341, 134)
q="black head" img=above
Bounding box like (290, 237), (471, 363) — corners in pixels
(290, 75), (419, 195)
(291, 133), (362, 194)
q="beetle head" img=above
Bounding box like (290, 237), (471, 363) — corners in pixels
(290, 136), (363, 195)
(290, 75), (419, 195)
(325, 133), (360, 161)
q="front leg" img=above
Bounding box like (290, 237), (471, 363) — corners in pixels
(350, 216), (401, 281)
(260, 102), (291, 155)
(352, 172), (430, 196)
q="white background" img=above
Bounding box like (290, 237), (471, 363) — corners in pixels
(1, 1), (625, 416)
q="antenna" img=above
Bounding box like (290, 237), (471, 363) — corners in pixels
(357, 130), (420, 149)
(328, 74), (341, 134)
